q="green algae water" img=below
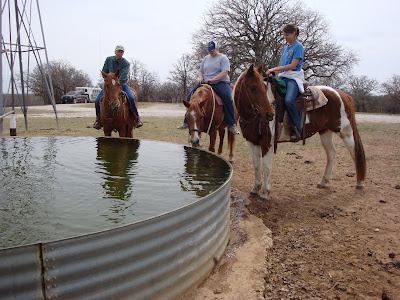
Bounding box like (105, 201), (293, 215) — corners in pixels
(0, 137), (231, 249)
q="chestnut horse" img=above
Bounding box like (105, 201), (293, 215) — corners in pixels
(183, 84), (237, 162)
(233, 64), (366, 200)
(100, 69), (137, 137)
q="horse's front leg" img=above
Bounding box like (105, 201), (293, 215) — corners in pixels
(317, 130), (336, 188)
(217, 128), (225, 155)
(260, 145), (274, 201)
(208, 129), (218, 153)
(118, 126), (126, 137)
(103, 126), (112, 137)
(247, 141), (262, 196)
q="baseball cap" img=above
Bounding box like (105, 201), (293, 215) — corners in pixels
(207, 41), (218, 52)
(115, 45), (125, 51)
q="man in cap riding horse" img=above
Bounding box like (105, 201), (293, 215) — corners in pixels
(93, 45), (143, 129)
(177, 41), (239, 135)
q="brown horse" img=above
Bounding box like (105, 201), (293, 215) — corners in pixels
(233, 64), (366, 200)
(100, 69), (137, 137)
(183, 84), (237, 162)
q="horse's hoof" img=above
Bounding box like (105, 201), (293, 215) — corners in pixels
(250, 190), (258, 195)
(228, 159), (234, 164)
(356, 185), (365, 190)
(259, 195), (269, 202)
(317, 183), (326, 189)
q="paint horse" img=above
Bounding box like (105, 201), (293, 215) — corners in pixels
(233, 64), (366, 200)
(183, 84), (237, 162)
(100, 69), (138, 137)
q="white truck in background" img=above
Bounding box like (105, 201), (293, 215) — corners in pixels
(75, 87), (101, 103)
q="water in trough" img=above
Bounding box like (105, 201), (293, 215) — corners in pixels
(0, 136), (231, 249)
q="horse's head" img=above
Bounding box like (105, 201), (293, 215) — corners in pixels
(183, 87), (209, 147)
(101, 69), (122, 109)
(235, 64), (274, 121)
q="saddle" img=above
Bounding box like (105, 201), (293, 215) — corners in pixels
(268, 77), (328, 149)
(202, 84), (223, 105)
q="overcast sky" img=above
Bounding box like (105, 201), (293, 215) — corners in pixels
(1, 0), (399, 91)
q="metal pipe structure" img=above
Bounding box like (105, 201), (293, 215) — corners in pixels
(0, 0), (3, 136)
(0, 0), (58, 136)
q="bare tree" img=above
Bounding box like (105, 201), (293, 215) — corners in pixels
(27, 60), (92, 104)
(128, 59), (159, 102)
(169, 54), (197, 101)
(347, 75), (379, 112)
(381, 74), (400, 114)
(156, 82), (181, 103)
(192, 0), (357, 82)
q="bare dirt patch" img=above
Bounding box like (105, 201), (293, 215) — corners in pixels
(183, 121), (400, 300)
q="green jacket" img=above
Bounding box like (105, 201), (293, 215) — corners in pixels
(102, 56), (130, 85)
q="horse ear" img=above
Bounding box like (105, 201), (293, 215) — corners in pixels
(101, 70), (107, 79)
(257, 64), (263, 74)
(183, 100), (190, 108)
(248, 64), (255, 74)
(115, 69), (121, 78)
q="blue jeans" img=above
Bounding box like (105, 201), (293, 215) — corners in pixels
(184, 82), (236, 126)
(95, 84), (139, 118)
(282, 77), (302, 133)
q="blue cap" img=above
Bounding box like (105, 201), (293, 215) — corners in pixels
(207, 41), (218, 52)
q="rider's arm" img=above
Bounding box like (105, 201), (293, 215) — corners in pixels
(205, 70), (229, 84)
(266, 58), (301, 76)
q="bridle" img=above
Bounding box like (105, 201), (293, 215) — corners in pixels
(238, 77), (272, 125)
(101, 84), (126, 122)
(188, 85), (216, 137)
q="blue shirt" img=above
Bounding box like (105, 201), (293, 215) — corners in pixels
(102, 56), (130, 85)
(280, 40), (304, 72)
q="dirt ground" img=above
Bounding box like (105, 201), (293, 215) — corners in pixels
(184, 123), (400, 300)
(23, 104), (400, 299)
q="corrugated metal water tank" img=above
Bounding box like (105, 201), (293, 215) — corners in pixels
(0, 137), (232, 300)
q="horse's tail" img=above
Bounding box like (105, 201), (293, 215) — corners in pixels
(347, 95), (367, 183)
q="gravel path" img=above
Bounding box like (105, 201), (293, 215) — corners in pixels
(24, 103), (400, 123)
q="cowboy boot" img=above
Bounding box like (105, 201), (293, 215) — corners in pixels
(93, 117), (102, 130)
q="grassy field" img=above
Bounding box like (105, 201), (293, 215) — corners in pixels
(1, 103), (399, 164)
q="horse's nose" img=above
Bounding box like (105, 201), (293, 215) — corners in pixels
(191, 136), (200, 146)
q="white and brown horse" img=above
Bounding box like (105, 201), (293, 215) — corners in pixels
(183, 84), (237, 162)
(233, 64), (366, 200)
(100, 69), (138, 138)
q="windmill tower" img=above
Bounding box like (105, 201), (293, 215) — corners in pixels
(0, 0), (58, 136)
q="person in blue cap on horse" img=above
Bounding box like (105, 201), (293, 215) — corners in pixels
(177, 40), (239, 135)
(93, 45), (143, 129)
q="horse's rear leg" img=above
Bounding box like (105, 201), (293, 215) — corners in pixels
(318, 130), (336, 188)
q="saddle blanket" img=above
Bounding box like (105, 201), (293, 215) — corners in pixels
(304, 86), (328, 111)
